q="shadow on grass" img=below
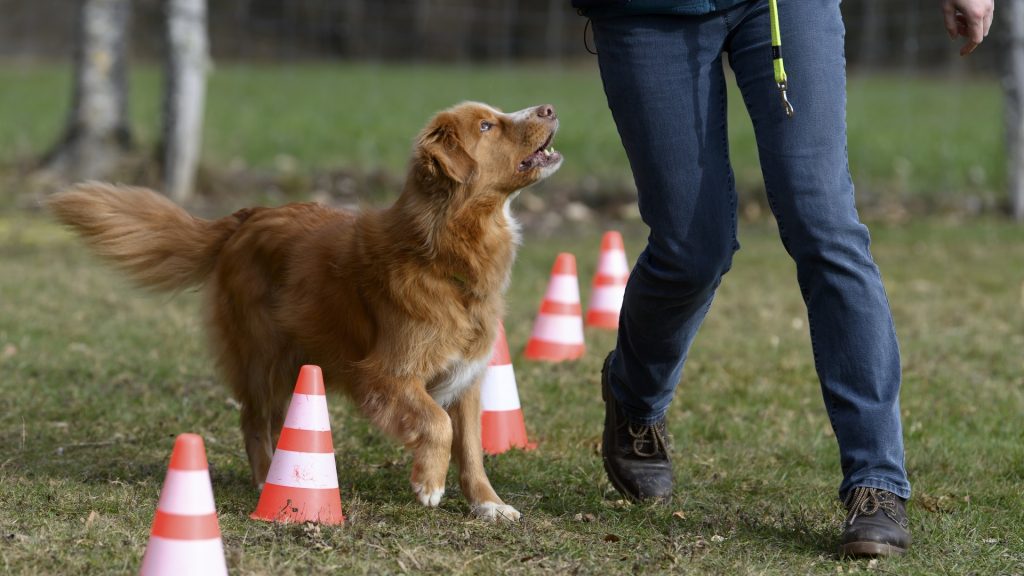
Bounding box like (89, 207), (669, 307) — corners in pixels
(730, 513), (837, 557)
(483, 449), (839, 558)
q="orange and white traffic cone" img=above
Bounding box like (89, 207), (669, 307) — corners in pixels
(250, 365), (344, 525)
(586, 231), (630, 330)
(140, 433), (227, 576)
(524, 252), (585, 361)
(481, 321), (536, 455)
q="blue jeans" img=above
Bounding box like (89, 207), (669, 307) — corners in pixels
(592, 0), (910, 500)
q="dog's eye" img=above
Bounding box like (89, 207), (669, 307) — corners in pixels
(480, 120), (493, 132)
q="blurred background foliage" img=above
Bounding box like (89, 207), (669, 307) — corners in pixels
(0, 0), (1017, 220)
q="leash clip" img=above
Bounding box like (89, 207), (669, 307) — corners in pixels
(777, 80), (794, 119)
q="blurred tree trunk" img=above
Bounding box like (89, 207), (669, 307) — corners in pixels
(43, 0), (133, 181)
(1008, 0), (1024, 221)
(340, 0), (366, 58)
(162, 0), (209, 203)
(546, 0), (564, 64)
(495, 0), (517, 63)
(858, 0), (884, 68)
(414, 0), (430, 60)
(900, 2), (919, 71)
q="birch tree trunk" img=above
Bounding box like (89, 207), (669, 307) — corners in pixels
(162, 0), (209, 203)
(1007, 0), (1024, 221)
(43, 0), (133, 181)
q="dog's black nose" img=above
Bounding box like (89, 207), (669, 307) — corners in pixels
(536, 104), (557, 120)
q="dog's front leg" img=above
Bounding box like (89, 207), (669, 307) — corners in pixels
(356, 376), (453, 507)
(448, 382), (522, 522)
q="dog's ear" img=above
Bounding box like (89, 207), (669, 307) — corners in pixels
(416, 112), (476, 185)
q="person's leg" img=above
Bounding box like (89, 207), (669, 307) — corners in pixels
(592, 13), (739, 427)
(591, 10), (745, 502)
(725, 0), (910, 513)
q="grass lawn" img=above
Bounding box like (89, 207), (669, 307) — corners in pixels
(0, 62), (1006, 209)
(1, 212), (1021, 575)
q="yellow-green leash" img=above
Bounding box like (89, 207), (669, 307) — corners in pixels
(769, 0), (794, 118)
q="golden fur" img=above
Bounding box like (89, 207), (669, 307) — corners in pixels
(49, 102), (562, 521)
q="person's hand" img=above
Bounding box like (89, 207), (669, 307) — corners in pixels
(941, 0), (994, 56)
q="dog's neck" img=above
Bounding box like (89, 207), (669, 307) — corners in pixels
(387, 180), (518, 296)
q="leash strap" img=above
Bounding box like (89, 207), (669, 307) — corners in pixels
(769, 0), (794, 118)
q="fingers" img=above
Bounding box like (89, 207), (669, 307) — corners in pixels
(942, 0), (959, 39)
(952, 13), (976, 56)
(947, 0), (995, 57)
(967, 14), (985, 49)
(961, 15), (982, 56)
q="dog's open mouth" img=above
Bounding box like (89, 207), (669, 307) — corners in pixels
(518, 132), (562, 172)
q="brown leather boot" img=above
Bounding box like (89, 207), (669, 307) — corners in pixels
(601, 352), (674, 502)
(839, 486), (912, 557)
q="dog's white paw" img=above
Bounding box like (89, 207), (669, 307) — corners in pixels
(471, 501), (521, 522)
(412, 482), (445, 507)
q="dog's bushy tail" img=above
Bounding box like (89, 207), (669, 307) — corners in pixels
(48, 182), (244, 291)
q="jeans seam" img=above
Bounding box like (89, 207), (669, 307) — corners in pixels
(721, 70), (737, 256)
(807, 308), (842, 436)
(764, 187), (842, 439)
(715, 22), (738, 257)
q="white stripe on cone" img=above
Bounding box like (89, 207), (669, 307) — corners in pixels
(544, 274), (581, 303)
(155, 470), (216, 516)
(140, 536), (227, 576)
(481, 365), (522, 411)
(265, 449), (340, 490)
(589, 285), (626, 311)
(530, 314), (585, 344)
(597, 249), (629, 277)
(282, 393), (331, 431)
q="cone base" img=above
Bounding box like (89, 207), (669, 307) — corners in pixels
(250, 483), (345, 525)
(524, 339), (585, 362)
(586, 310), (620, 330)
(482, 409), (537, 455)
(140, 535), (227, 576)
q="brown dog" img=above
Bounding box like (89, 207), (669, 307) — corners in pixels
(49, 101), (562, 521)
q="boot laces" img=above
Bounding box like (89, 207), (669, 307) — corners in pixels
(844, 486), (908, 528)
(626, 421), (668, 457)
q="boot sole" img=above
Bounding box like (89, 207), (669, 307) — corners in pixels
(601, 356), (641, 503)
(602, 455), (673, 504)
(602, 457), (641, 502)
(839, 541), (907, 558)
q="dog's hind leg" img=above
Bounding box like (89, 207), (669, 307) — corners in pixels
(353, 372), (453, 507)
(211, 336), (274, 488)
(448, 382), (522, 522)
(217, 337), (293, 489)
(239, 358), (300, 490)
(240, 398), (275, 489)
